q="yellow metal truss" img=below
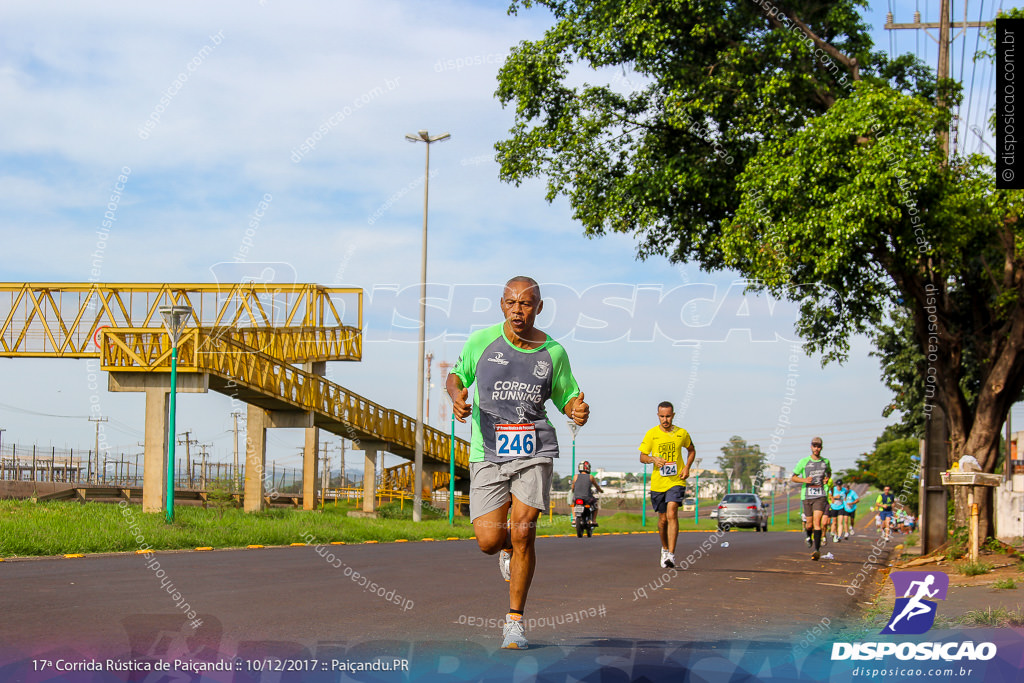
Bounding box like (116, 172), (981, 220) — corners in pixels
(382, 462), (453, 492)
(1, 282), (468, 477)
(0, 283), (362, 360)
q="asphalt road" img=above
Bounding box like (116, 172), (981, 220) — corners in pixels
(0, 526), (896, 680)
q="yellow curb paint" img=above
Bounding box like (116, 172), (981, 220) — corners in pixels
(0, 558), (5, 562)
(395, 539), (409, 543)
(290, 543), (306, 547)
(247, 545), (264, 549)
(135, 549), (149, 554)
(446, 537), (459, 540)
(364, 540), (379, 544)
(330, 541), (345, 545)
(195, 547), (213, 551)
(64, 554), (84, 558)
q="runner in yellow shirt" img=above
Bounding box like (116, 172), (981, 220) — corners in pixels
(638, 401), (696, 569)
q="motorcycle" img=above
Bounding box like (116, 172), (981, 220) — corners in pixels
(573, 498), (596, 538)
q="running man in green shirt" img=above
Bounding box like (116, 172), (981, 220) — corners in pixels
(791, 436), (832, 561)
(447, 276), (589, 649)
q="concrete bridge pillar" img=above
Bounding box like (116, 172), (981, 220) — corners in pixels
(142, 387), (169, 513)
(302, 361), (326, 510)
(354, 441), (386, 513)
(244, 407), (312, 512)
(108, 372), (209, 513)
(244, 404), (268, 512)
(421, 462), (446, 506)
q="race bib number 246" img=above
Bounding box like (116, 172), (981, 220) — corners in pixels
(495, 423), (536, 458)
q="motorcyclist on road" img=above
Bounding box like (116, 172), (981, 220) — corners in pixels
(571, 461), (604, 526)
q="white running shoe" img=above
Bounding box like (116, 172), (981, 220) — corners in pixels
(499, 549), (511, 583)
(659, 548), (669, 567)
(663, 552), (676, 569)
(501, 615), (528, 649)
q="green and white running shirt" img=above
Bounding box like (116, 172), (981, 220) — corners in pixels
(452, 323), (580, 463)
(793, 456), (832, 500)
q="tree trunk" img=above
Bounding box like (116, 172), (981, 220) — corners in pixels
(942, 384), (1007, 540)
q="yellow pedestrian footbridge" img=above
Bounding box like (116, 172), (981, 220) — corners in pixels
(0, 283), (469, 513)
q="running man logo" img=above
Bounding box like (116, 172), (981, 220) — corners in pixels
(882, 571), (949, 635)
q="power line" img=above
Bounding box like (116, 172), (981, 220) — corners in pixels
(0, 401), (90, 419)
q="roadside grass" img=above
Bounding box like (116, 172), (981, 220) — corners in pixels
(957, 607), (1024, 627)
(0, 499), (481, 557)
(845, 596), (895, 641)
(993, 577), (1017, 590)
(958, 561), (994, 576)
(0, 499), (808, 557)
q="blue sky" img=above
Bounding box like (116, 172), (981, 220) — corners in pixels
(0, 0), (1018, 480)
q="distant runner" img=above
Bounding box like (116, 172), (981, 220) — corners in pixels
(638, 401), (696, 569)
(874, 485), (896, 541)
(791, 437), (832, 561)
(842, 482), (859, 539)
(828, 479), (845, 544)
(447, 276), (589, 650)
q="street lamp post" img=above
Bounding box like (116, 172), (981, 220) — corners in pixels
(405, 129), (450, 522)
(641, 463), (647, 528)
(159, 305), (193, 524)
(568, 421), (579, 475)
(693, 457), (702, 522)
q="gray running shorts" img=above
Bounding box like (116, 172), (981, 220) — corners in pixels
(469, 457), (552, 521)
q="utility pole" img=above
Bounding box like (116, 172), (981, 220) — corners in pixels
(88, 417), (108, 484)
(136, 442), (145, 487)
(177, 431), (197, 488)
(231, 411), (242, 491)
(197, 443), (210, 489)
(320, 441), (330, 494)
(340, 439), (346, 488)
(885, 2), (993, 158)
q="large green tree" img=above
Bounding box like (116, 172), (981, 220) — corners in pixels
(718, 435), (767, 492)
(840, 435), (920, 511)
(495, 1), (1023, 537)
